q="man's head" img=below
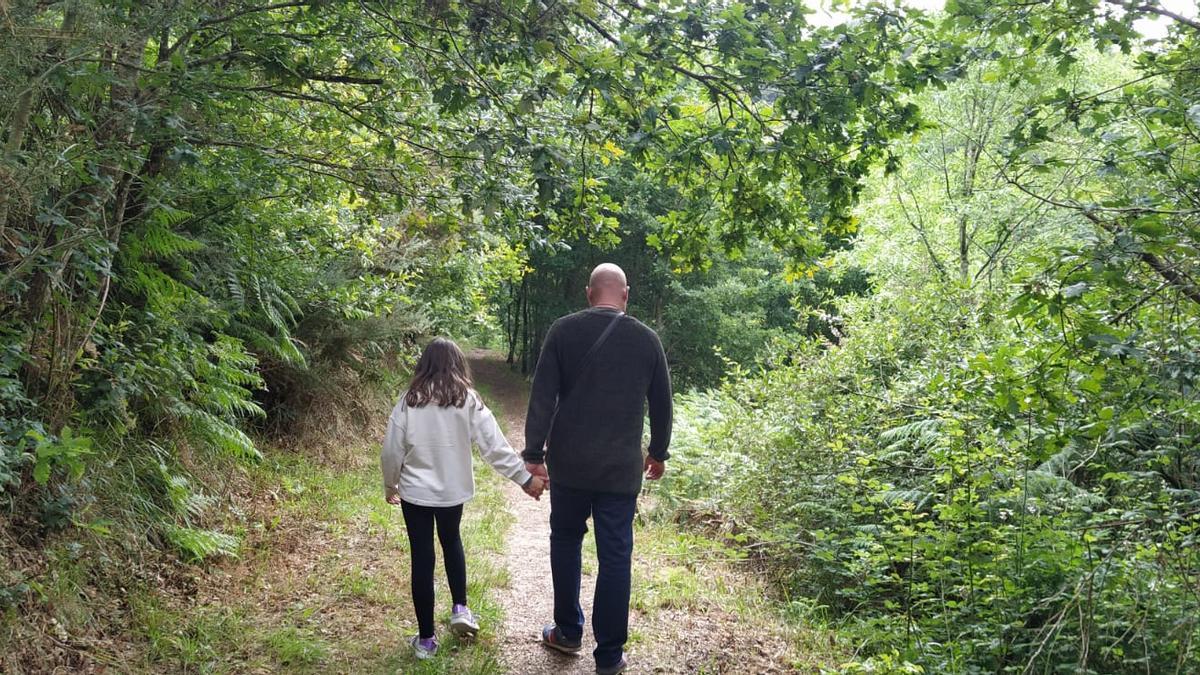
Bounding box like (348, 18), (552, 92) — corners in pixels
(587, 263), (629, 310)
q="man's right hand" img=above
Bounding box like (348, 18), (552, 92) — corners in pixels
(644, 456), (665, 480)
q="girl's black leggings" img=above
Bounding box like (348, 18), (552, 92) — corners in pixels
(400, 500), (467, 639)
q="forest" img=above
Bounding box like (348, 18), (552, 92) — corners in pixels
(2, 0), (1199, 672)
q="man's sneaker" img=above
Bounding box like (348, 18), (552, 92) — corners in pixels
(410, 635), (438, 660)
(541, 624), (583, 654)
(450, 604), (479, 638)
(596, 654), (628, 675)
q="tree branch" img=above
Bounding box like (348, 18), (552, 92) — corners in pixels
(1005, 178), (1200, 307)
(197, 1), (311, 30)
(304, 73), (385, 85)
(167, 1), (310, 58)
(1103, 0), (1200, 31)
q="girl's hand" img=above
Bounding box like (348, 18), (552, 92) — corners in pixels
(523, 476), (546, 500)
(386, 494), (401, 505)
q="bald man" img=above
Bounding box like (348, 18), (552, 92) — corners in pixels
(523, 263), (673, 675)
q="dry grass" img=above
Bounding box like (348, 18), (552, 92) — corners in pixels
(3, 350), (851, 674)
(0, 361), (510, 674)
(260, 364), (403, 463)
(121, 449), (512, 674)
(627, 513), (850, 673)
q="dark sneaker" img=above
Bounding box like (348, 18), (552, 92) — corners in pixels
(596, 654), (628, 675)
(541, 624), (583, 654)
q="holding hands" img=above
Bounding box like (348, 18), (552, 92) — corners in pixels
(523, 462), (549, 500)
(523, 475), (546, 500)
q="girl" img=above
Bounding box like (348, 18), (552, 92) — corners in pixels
(382, 338), (545, 660)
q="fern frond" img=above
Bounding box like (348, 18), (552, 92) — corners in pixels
(163, 524), (239, 563)
(149, 204), (194, 227)
(138, 208), (204, 258)
(275, 336), (307, 367)
(1036, 445), (1075, 477)
(225, 270), (246, 310)
(126, 266), (202, 311)
(202, 333), (266, 391)
(200, 382), (266, 417)
(228, 321), (307, 366)
(263, 277), (300, 326)
(159, 464), (215, 520)
(1022, 470), (1104, 505)
(878, 488), (934, 511)
(878, 419), (941, 452)
(186, 409), (262, 461)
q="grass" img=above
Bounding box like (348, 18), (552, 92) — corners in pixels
(123, 441), (512, 674)
(633, 506), (852, 672)
(630, 521), (744, 612)
(3, 351), (848, 673)
(134, 596), (251, 668)
(264, 626), (331, 669)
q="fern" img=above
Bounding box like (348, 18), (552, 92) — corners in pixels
(159, 464), (215, 520)
(223, 273), (307, 366)
(163, 524), (239, 563)
(275, 336), (306, 366)
(126, 265), (204, 312)
(141, 212), (204, 258)
(1035, 444), (1076, 477)
(204, 336), (266, 389)
(1021, 470), (1105, 505)
(228, 320), (307, 367)
(262, 276), (300, 327)
(878, 488), (935, 511)
(186, 409), (261, 461)
(878, 419), (942, 452)
(225, 269), (246, 308)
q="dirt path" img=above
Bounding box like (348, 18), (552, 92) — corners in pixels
(469, 350), (810, 675)
(468, 351), (595, 674)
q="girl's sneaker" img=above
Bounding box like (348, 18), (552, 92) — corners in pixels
(410, 635), (438, 659)
(450, 604), (479, 637)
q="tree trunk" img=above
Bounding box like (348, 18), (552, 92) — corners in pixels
(2, 89), (34, 162)
(958, 213), (969, 283)
(505, 281), (517, 364)
(520, 274), (530, 374)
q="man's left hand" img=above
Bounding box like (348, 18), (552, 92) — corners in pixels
(526, 461), (548, 479)
(644, 456), (665, 480)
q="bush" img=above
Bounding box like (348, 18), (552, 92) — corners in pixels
(661, 287), (1200, 672)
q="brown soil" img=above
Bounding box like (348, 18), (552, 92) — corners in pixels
(468, 350), (807, 674)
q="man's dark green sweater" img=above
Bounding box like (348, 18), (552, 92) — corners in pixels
(522, 307), (673, 495)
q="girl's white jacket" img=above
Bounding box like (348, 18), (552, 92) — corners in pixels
(381, 390), (532, 507)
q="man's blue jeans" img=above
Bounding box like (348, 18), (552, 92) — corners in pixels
(549, 482), (637, 669)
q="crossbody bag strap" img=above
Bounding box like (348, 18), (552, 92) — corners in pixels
(546, 311), (625, 440)
(570, 311), (624, 387)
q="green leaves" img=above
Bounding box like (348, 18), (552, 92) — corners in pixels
(162, 524), (240, 563)
(27, 427), (93, 486)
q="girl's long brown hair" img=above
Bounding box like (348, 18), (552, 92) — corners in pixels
(404, 338), (474, 408)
